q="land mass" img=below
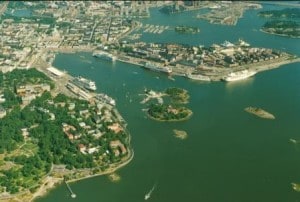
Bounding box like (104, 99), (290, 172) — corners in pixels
(0, 68), (133, 201)
(173, 129), (188, 140)
(143, 87), (192, 122)
(258, 8), (300, 38)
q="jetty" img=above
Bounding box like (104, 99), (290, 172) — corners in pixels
(65, 180), (76, 198)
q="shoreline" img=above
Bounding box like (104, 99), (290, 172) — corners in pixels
(116, 53), (300, 82)
(67, 148), (134, 184)
(0, 50), (135, 202)
(28, 149), (134, 202)
(260, 29), (300, 39)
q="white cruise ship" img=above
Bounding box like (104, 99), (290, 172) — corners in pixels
(143, 62), (172, 74)
(223, 70), (256, 82)
(93, 51), (116, 61)
(186, 73), (211, 81)
(71, 76), (97, 91)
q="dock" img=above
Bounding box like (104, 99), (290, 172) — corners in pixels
(65, 180), (76, 198)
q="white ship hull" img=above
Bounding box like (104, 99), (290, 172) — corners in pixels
(72, 76), (97, 91)
(93, 51), (116, 61)
(186, 73), (211, 81)
(143, 62), (172, 74)
(223, 70), (256, 81)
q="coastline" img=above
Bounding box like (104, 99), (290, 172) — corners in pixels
(0, 50), (135, 202)
(66, 148), (134, 184)
(28, 149), (134, 202)
(115, 52), (299, 82)
(260, 29), (300, 39)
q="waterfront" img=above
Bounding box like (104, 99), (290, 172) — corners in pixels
(37, 4), (300, 202)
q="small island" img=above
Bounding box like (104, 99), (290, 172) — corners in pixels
(173, 129), (188, 140)
(258, 8), (300, 38)
(108, 173), (121, 182)
(292, 183), (300, 192)
(244, 107), (275, 120)
(165, 87), (189, 104)
(175, 26), (200, 34)
(148, 104), (192, 122)
(142, 87), (192, 122)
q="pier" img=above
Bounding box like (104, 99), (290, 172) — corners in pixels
(65, 180), (76, 198)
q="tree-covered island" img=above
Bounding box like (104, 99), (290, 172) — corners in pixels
(143, 87), (192, 122)
(258, 8), (300, 38)
(0, 69), (132, 201)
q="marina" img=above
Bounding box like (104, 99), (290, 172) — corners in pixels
(142, 24), (170, 34)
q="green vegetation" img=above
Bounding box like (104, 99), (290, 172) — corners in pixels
(148, 103), (192, 121)
(0, 68), (53, 88)
(146, 87), (192, 122)
(0, 69), (130, 195)
(261, 20), (300, 38)
(165, 87), (189, 104)
(258, 8), (300, 19)
(258, 8), (300, 38)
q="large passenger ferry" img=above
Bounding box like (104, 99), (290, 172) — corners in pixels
(223, 70), (256, 81)
(71, 76), (97, 91)
(185, 73), (211, 81)
(93, 51), (116, 61)
(143, 62), (172, 74)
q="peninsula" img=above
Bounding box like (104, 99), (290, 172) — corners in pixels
(0, 68), (133, 201)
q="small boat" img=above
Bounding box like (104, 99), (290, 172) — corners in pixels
(145, 184), (156, 200)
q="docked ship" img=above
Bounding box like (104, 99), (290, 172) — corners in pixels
(238, 39), (250, 47)
(71, 76), (97, 91)
(93, 51), (116, 61)
(222, 70), (256, 82)
(185, 73), (211, 81)
(95, 93), (116, 106)
(143, 62), (172, 74)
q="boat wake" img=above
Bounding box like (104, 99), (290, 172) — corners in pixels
(145, 183), (157, 200)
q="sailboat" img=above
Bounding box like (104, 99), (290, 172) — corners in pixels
(144, 184), (156, 200)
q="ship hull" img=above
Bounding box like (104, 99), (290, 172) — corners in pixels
(223, 70), (256, 82)
(93, 52), (116, 61)
(143, 63), (172, 74)
(71, 77), (97, 91)
(186, 73), (210, 81)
